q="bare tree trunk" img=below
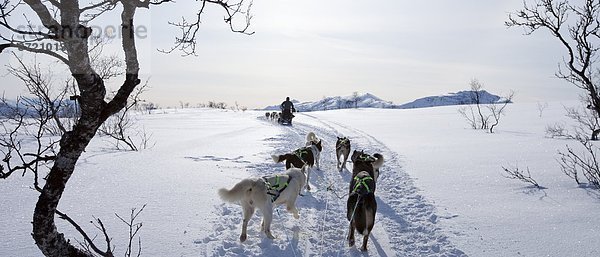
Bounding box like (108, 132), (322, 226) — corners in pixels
(31, 1), (140, 255)
(33, 116), (104, 256)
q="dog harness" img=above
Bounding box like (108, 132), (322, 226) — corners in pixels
(294, 147), (308, 165)
(262, 175), (292, 202)
(294, 148), (310, 162)
(351, 175), (374, 196)
(336, 138), (350, 150)
(357, 153), (376, 163)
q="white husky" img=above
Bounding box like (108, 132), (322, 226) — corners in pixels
(218, 167), (307, 242)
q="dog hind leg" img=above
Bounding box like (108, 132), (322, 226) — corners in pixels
(240, 202), (255, 242)
(348, 222), (355, 247)
(361, 233), (369, 251)
(286, 193), (300, 219)
(361, 206), (376, 251)
(305, 167), (312, 191)
(259, 202), (275, 239)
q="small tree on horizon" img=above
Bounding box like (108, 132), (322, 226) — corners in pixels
(352, 91), (359, 108)
(458, 78), (514, 133)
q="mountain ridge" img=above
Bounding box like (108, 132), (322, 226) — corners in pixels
(263, 91), (510, 112)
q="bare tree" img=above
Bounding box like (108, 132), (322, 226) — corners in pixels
(0, 0), (254, 256)
(99, 81), (152, 151)
(352, 91), (359, 109)
(558, 138), (600, 188)
(458, 79), (514, 132)
(537, 102), (549, 117)
(545, 122), (572, 139)
(507, 0), (600, 139)
(488, 91), (515, 133)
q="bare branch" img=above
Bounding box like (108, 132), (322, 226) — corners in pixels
(115, 204), (146, 257)
(0, 43), (69, 64)
(502, 165), (543, 189)
(159, 0), (254, 56)
(55, 210), (114, 257)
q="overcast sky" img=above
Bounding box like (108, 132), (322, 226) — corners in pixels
(1, 0), (583, 108)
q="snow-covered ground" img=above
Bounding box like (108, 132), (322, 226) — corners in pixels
(2, 102), (600, 256)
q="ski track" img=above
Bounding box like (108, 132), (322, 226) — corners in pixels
(197, 113), (466, 257)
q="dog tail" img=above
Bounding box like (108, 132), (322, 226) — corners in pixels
(372, 153), (384, 169)
(271, 153), (291, 163)
(218, 179), (254, 203)
(272, 154), (287, 163)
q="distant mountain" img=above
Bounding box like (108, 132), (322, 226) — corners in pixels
(397, 90), (511, 109)
(0, 98), (77, 118)
(263, 91), (509, 112)
(264, 93), (397, 112)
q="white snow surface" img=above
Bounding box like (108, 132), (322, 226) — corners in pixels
(2, 102), (600, 256)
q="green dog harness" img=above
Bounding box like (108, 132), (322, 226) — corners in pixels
(263, 175), (292, 202)
(352, 175), (374, 195)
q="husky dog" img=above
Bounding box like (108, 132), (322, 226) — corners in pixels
(272, 140), (322, 190)
(218, 167), (307, 242)
(336, 137), (351, 171)
(351, 150), (384, 182)
(347, 170), (377, 251)
(265, 112), (271, 120)
(271, 112), (278, 121)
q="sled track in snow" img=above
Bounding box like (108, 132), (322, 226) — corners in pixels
(198, 114), (466, 257)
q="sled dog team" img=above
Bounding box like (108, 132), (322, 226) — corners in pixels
(218, 132), (384, 251)
(265, 111), (280, 122)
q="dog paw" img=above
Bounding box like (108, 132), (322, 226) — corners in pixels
(360, 246), (368, 252)
(265, 232), (275, 239)
(348, 239), (355, 247)
(293, 213), (300, 219)
(240, 234), (247, 242)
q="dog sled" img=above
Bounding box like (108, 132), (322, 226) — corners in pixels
(278, 110), (294, 125)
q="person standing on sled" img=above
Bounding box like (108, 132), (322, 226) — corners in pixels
(280, 97), (296, 124)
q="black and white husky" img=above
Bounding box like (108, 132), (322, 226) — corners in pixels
(218, 167), (307, 242)
(336, 137), (351, 171)
(347, 150), (383, 251)
(350, 150), (384, 182)
(347, 170), (377, 251)
(272, 139), (322, 190)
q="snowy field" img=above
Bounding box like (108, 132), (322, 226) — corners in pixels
(2, 102), (600, 256)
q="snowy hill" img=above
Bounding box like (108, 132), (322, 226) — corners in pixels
(264, 93), (397, 112)
(0, 98), (77, 118)
(397, 90), (510, 109)
(264, 91), (508, 112)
